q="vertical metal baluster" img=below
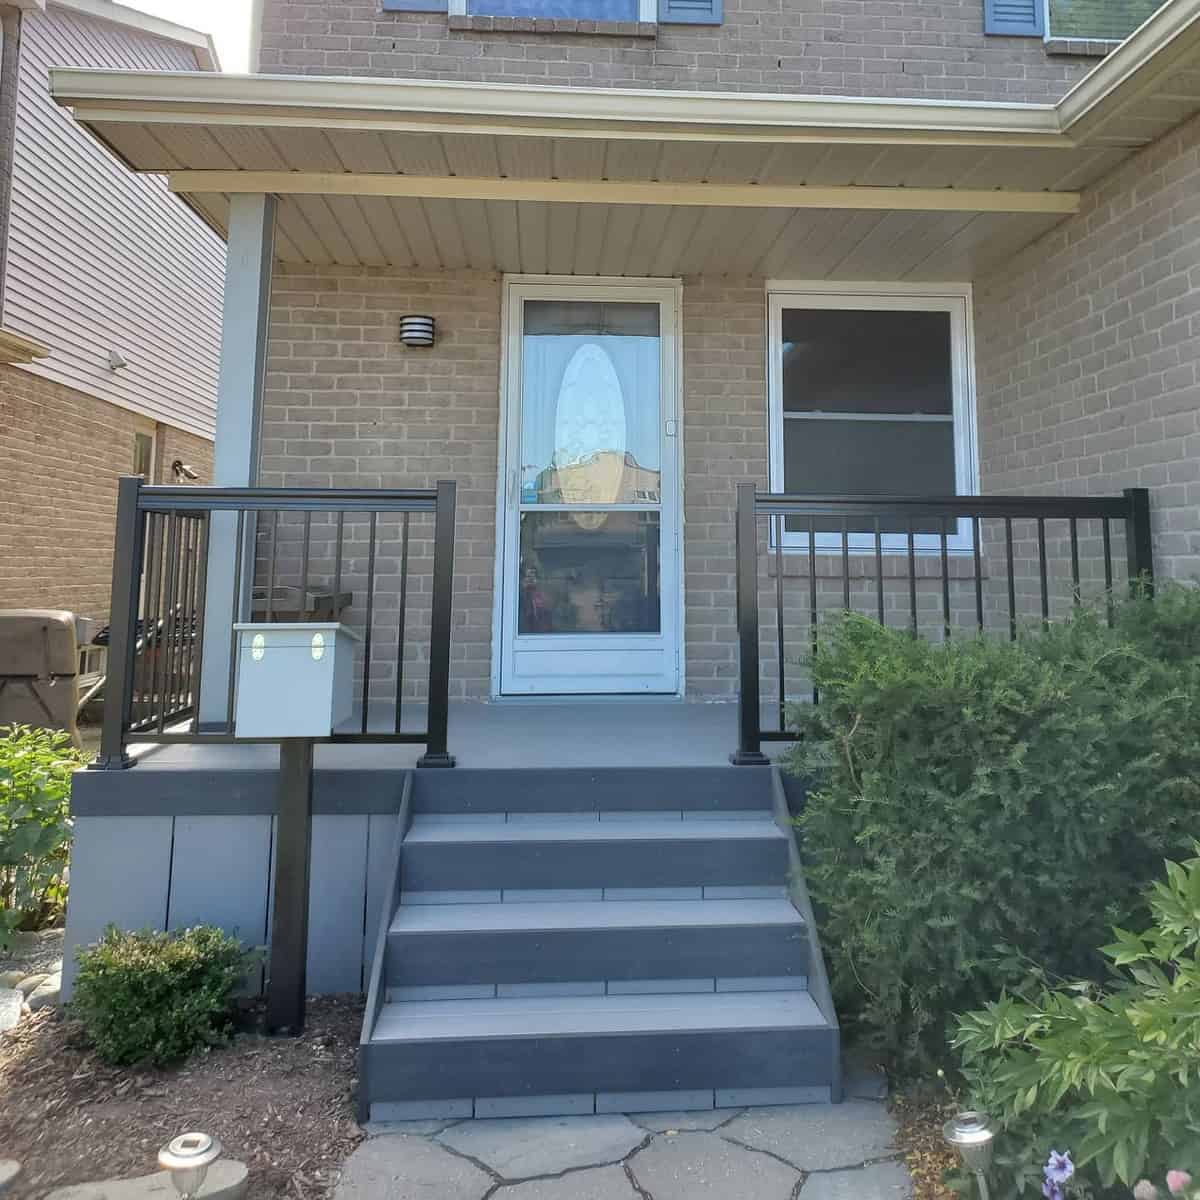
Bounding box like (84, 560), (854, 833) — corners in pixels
(774, 513), (785, 733)
(808, 516), (818, 705)
(1037, 516), (1049, 627)
(189, 514), (210, 725)
(972, 516), (984, 632)
(225, 510), (246, 733)
(1069, 517), (1081, 607)
(333, 511), (345, 601)
(135, 511), (163, 729)
(874, 517), (884, 625)
(907, 518), (917, 636)
(940, 515), (951, 640)
(1102, 519), (1114, 627)
(841, 517), (850, 612)
(360, 511), (378, 734)
(176, 517), (196, 717)
(299, 510), (312, 614)
(156, 513), (181, 733)
(1005, 516), (1017, 641)
(265, 509), (279, 621)
(394, 511), (410, 735)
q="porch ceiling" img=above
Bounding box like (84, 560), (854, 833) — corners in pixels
(49, 0), (1200, 278)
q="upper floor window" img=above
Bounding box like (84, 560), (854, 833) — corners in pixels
(383, 0), (722, 25)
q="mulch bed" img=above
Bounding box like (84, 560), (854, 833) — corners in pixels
(0, 997), (365, 1200)
(892, 1090), (962, 1200)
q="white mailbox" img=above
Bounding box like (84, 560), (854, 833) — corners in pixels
(233, 622), (360, 738)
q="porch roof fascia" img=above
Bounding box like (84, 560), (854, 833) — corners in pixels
(50, 68), (1071, 149)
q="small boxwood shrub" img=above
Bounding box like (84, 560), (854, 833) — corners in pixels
(787, 588), (1200, 1075)
(71, 925), (254, 1066)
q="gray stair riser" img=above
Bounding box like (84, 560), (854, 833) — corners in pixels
(386, 924), (810, 987)
(412, 767), (774, 814)
(363, 1026), (839, 1104)
(400, 836), (788, 892)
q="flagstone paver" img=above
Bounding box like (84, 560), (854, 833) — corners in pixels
(437, 1114), (646, 1180)
(628, 1130), (801, 1200)
(335, 1134), (492, 1200)
(723, 1101), (898, 1171)
(803, 1161), (913, 1200)
(334, 1096), (909, 1200)
(491, 1165), (641, 1200)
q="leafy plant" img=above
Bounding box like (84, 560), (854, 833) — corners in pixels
(953, 849), (1200, 1197)
(0, 724), (85, 951)
(786, 591), (1200, 1074)
(70, 925), (255, 1066)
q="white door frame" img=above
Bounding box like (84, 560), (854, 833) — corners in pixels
(491, 274), (685, 698)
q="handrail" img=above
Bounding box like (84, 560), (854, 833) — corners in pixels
(92, 476), (458, 770)
(731, 483), (1154, 765)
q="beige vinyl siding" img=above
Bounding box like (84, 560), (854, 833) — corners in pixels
(2, 5), (223, 439)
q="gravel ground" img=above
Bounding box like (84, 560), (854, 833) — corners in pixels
(0, 929), (65, 980)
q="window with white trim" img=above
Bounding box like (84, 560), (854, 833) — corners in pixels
(767, 287), (979, 552)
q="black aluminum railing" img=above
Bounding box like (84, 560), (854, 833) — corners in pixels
(731, 483), (1154, 765)
(92, 476), (458, 770)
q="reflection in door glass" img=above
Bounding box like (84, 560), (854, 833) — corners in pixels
(521, 301), (661, 505)
(518, 511), (661, 635)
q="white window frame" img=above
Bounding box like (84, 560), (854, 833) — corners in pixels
(766, 281), (980, 554)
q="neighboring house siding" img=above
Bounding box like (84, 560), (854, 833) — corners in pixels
(975, 108), (1200, 582)
(258, 0), (1096, 102)
(2, 5), (224, 439)
(0, 363), (213, 621)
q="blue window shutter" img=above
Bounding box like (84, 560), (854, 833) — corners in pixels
(984, 0), (1044, 36)
(659, 0), (722, 24)
(382, 0), (449, 11)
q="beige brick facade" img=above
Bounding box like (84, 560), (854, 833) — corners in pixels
(975, 108), (1200, 581)
(0, 364), (213, 623)
(258, 0), (1095, 103)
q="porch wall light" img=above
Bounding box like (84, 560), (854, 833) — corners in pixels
(399, 315), (436, 347)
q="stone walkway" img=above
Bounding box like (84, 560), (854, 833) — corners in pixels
(335, 1078), (907, 1200)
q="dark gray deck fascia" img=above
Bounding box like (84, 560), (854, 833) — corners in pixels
(71, 766), (409, 816)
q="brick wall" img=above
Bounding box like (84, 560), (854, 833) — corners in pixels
(0, 363), (213, 622)
(258, 0), (1095, 103)
(975, 108), (1200, 581)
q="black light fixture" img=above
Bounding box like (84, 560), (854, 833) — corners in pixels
(399, 314), (436, 347)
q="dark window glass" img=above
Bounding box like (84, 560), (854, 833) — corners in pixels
(781, 308), (952, 416)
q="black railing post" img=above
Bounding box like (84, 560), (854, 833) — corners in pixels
(1124, 487), (1154, 597)
(418, 479), (456, 768)
(91, 475), (143, 770)
(266, 737), (313, 1035)
(731, 482), (769, 766)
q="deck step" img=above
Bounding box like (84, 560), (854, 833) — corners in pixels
(411, 766), (775, 815)
(400, 814), (789, 891)
(386, 898), (810, 987)
(365, 989), (837, 1112)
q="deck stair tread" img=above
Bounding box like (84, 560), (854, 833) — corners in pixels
(390, 898), (804, 935)
(405, 815), (786, 843)
(373, 989), (825, 1042)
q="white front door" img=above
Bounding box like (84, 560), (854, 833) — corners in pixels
(496, 278), (682, 696)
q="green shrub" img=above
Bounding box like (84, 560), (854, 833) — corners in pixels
(0, 723), (85, 951)
(786, 590), (1200, 1074)
(70, 925), (254, 1066)
(952, 848), (1200, 1197)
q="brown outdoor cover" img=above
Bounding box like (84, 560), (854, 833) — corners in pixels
(0, 610), (82, 746)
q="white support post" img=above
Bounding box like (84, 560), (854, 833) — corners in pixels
(198, 193), (276, 728)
